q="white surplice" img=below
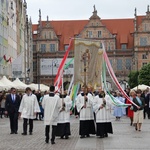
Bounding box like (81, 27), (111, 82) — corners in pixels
(19, 94), (40, 119)
(42, 94), (61, 125)
(76, 93), (94, 120)
(93, 95), (112, 123)
(58, 95), (72, 123)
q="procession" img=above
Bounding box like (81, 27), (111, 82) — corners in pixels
(0, 38), (150, 149)
(0, 84), (150, 149)
(1, 0), (150, 149)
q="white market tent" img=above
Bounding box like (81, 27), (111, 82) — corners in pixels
(40, 84), (50, 91)
(132, 84), (150, 91)
(0, 76), (17, 90)
(13, 78), (28, 90)
(0, 76), (49, 92)
(0, 80), (10, 91)
(28, 83), (49, 92)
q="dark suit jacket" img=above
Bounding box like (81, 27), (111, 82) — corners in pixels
(146, 93), (150, 108)
(5, 94), (21, 114)
(132, 97), (145, 112)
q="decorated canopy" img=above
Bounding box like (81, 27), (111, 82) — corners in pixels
(54, 38), (138, 108)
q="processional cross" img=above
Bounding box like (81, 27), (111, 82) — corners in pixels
(81, 49), (90, 87)
(81, 49), (90, 107)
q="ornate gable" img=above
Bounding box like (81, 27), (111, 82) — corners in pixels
(37, 13), (58, 40)
(40, 22), (58, 40)
(79, 6), (115, 50)
(135, 6), (150, 48)
(138, 5), (150, 32)
(79, 5), (113, 39)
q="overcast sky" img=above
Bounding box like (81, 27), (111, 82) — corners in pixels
(26, 0), (150, 24)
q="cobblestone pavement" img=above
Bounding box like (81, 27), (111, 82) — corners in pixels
(0, 115), (150, 150)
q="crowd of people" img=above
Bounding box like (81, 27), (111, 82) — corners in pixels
(0, 85), (150, 145)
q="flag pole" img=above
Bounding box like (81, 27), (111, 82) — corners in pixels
(62, 70), (64, 94)
(61, 70), (65, 111)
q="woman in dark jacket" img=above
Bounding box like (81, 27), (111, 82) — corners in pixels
(131, 89), (145, 131)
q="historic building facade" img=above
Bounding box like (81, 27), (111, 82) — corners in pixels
(32, 6), (150, 90)
(133, 7), (150, 71)
(0, 0), (16, 77)
(0, 0), (33, 83)
(12, 0), (32, 83)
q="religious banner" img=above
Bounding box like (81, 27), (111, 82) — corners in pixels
(74, 39), (103, 87)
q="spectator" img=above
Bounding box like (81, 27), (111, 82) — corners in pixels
(131, 89), (145, 131)
(5, 87), (21, 134)
(0, 94), (6, 118)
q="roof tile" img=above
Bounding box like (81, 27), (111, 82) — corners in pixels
(32, 17), (144, 50)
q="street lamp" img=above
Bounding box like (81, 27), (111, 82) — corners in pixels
(134, 55), (139, 90)
(37, 55), (40, 91)
(26, 68), (30, 84)
(132, 52), (139, 89)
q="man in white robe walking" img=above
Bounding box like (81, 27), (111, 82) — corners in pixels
(19, 87), (40, 135)
(42, 85), (61, 144)
(93, 87), (113, 138)
(76, 86), (95, 138)
(55, 90), (72, 139)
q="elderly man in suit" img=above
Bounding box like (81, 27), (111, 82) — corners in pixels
(5, 87), (21, 134)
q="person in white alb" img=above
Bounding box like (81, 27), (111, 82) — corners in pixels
(76, 86), (95, 138)
(19, 87), (40, 135)
(55, 90), (72, 139)
(42, 85), (61, 144)
(93, 87), (113, 138)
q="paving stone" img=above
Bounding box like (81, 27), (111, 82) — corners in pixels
(0, 115), (150, 150)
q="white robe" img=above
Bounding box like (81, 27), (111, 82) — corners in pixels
(42, 94), (61, 125)
(19, 94), (40, 119)
(76, 93), (94, 120)
(93, 95), (112, 123)
(58, 95), (72, 123)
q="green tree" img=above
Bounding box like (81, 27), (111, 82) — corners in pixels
(128, 71), (139, 88)
(138, 63), (150, 86)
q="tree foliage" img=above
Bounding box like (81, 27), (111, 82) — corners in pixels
(138, 63), (150, 86)
(128, 71), (139, 88)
